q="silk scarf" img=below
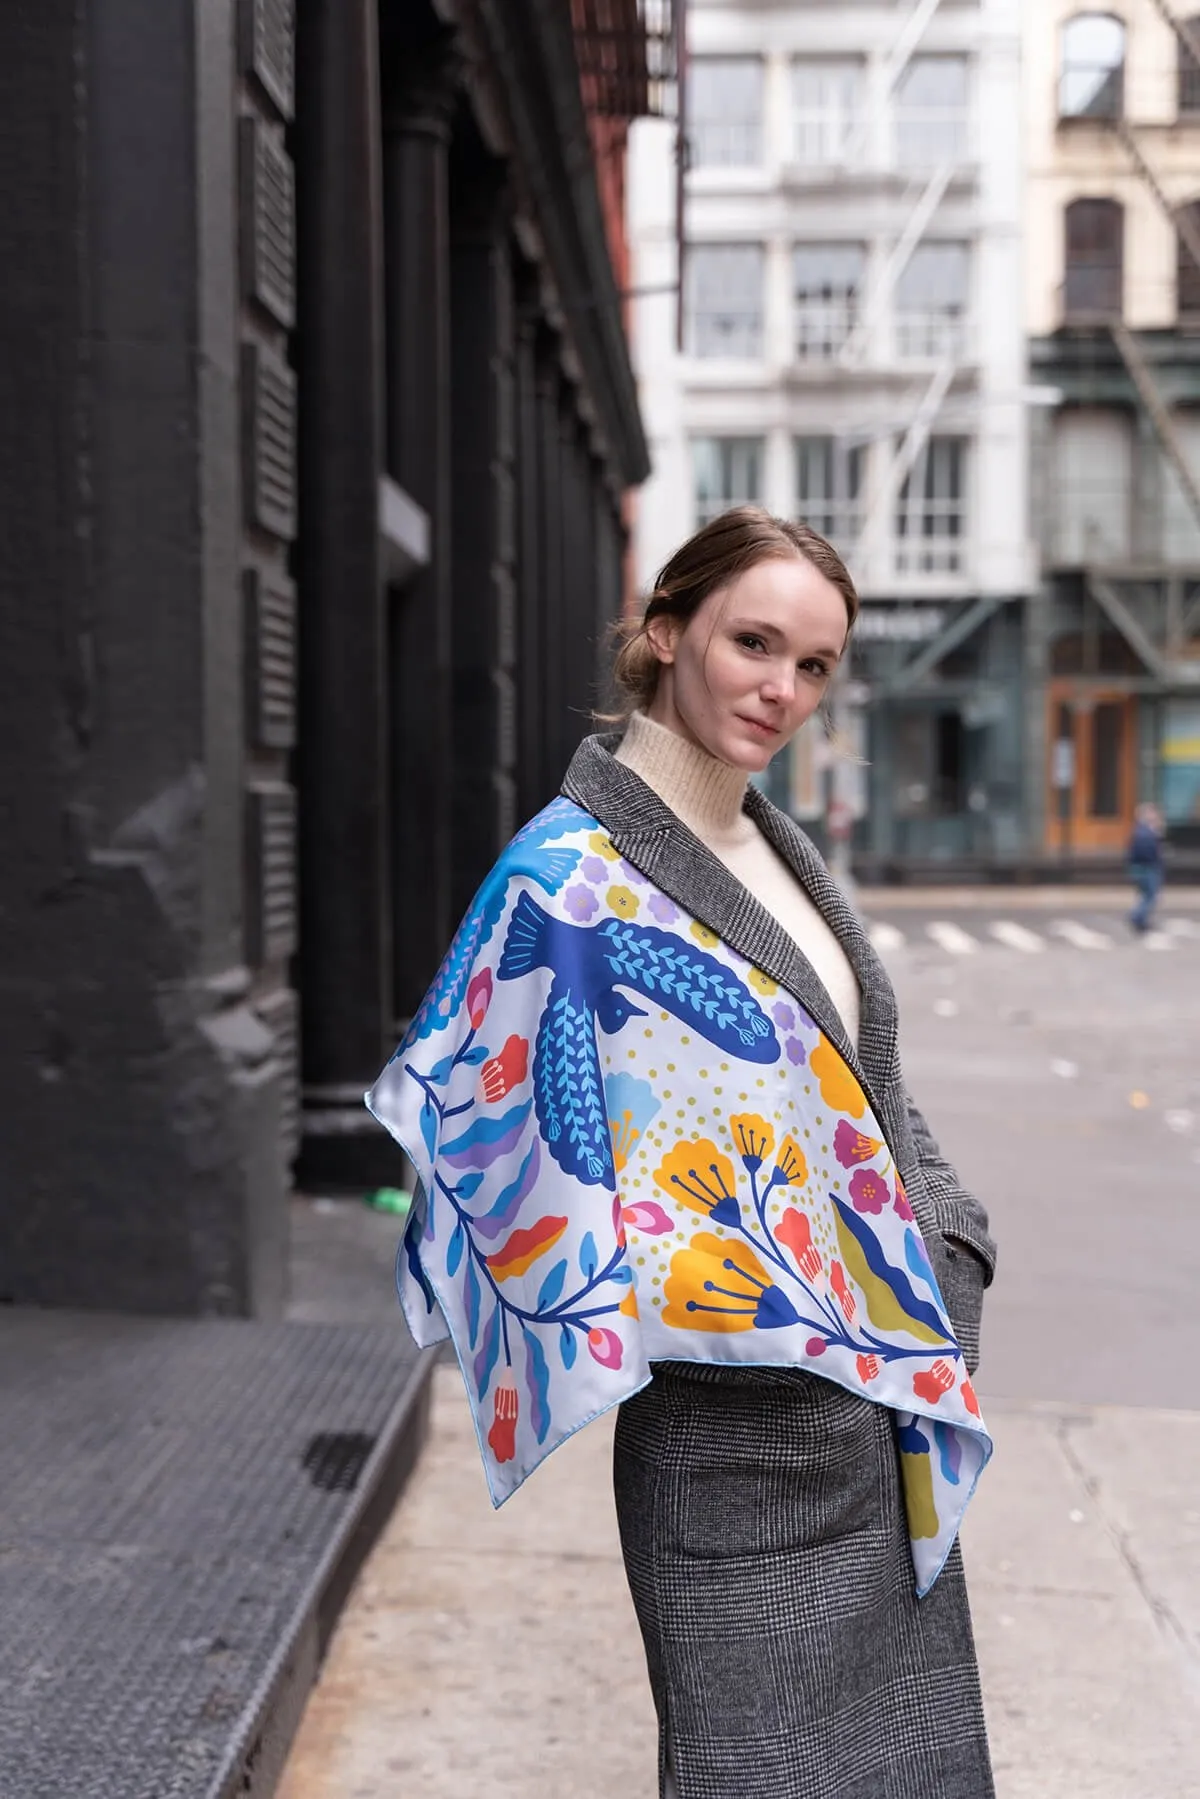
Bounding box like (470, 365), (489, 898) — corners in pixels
(367, 796), (991, 1595)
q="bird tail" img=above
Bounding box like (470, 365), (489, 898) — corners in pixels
(498, 889), (558, 982)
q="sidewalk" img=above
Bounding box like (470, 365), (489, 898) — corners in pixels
(278, 1363), (1200, 1799)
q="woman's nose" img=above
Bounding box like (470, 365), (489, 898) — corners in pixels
(760, 662), (795, 702)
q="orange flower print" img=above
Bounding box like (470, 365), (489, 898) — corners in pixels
(830, 1259), (857, 1323)
(776, 1206), (822, 1282)
(856, 1353), (881, 1383)
(486, 1215), (568, 1281)
(809, 1037), (867, 1119)
(487, 1375), (519, 1462)
(771, 1134), (808, 1188)
(912, 1359), (956, 1406)
(606, 884), (640, 919)
(654, 1139), (741, 1229)
(960, 1377), (980, 1417)
(480, 1034), (529, 1103)
(663, 1232), (800, 1333)
(728, 1113), (775, 1173)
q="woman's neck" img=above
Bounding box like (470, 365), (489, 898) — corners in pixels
(614, 711), (751, 842)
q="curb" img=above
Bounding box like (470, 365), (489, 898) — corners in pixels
(205, 1345), (439, 1798)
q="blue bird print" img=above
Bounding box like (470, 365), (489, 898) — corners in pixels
(497, 891), (779, 1184)
(403, 800), (591, 1046)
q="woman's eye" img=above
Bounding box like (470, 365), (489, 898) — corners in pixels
(736, 634), (766, 652)
(799, 658), (831, 678)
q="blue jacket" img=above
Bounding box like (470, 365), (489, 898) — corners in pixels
(1128, 820), (1163, 868)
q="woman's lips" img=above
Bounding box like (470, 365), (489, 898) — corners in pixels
(738, 715), (780, 738)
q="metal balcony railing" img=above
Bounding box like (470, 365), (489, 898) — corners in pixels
(572, 0), (679, 121)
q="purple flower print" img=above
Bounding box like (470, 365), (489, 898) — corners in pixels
(648, 893), (679, 924)
(785, 1037), (806, 1066)
(564, 883), (599, 922)
(580, 856), (607, 884)
(772, 1001), (796, 1032)
(618, 858), (646, 886)
(849, 1168), (888, 1214)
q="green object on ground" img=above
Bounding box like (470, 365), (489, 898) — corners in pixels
(366, 1186), (412, 1216)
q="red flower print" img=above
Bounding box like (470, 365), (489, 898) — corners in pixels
(961, 1378), (980, 1417)
(848, 1168), (888, 1215)
(830, 1260), (857, 1323)
(587, 1327), (623, 1370)
(834, 1119), (883, 1169)
(912, 1359), (956, 1405)
(776, 1206), (822, 1282)
(894, 1179), (915, 1222)
(480, 1034), (529, 1103)
(487, 1375), (519, 1462)
(856, 1353), (880, 1383)
(467, 968), (493, 1030)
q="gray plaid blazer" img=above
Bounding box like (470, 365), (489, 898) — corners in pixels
(563, 735), (996, 1799)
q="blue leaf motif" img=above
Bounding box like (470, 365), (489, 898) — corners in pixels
(465, 1259), (481, 1348)
(456, 1172), (484, 1202)
(402, 1222), (436, 1315)
(440, 1100), (533, 1169)
(473, 1304), (501, 1400)
(460, 1044), (488, 1066)
(446, 1222), (465, 1278)
(536, 1258), (568, 1313)
(428, 1053), (455, 1087)
(579, 1232), (598, 1279)
(419, 1097), (437, 1162)
(609, 1265), (633, 1285)
(523, 1326), (552, 1445)
(472, 1140), (541, 1243)
(559, 1325), (577, 1369)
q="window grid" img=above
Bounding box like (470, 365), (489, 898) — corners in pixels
(1179, 19), (1200, 115)
(895, 57), (969, 170)
(1064, 197), (1124, 320)
(894, 243), (971, 363)
(793, 245), (865, 363)
(791, 60), (864, 168)
(895, 438), (967, 576)
(1179, 202), (1200, 317)
(795, 437), (866, 558)
(687, 245), (764, 359)
(688, 58), (764, 168)
(1059, 13), (1125, 121)
(693, 437), (763, 529)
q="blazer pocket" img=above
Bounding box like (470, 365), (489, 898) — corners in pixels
(937, 1238), (986, 1376)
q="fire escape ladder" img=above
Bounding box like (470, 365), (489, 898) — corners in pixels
(1145, 0), (1200, 79)
(851, 357), (956, 579)
(884, 0), (945, 91)
(839, 160), (954, 367)
(1084, 569), (1169, 678)
(1113, 116), (1200, 278)
(1111, 319), (1200, 537)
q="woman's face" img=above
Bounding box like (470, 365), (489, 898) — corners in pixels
(644, 556), (849, 773)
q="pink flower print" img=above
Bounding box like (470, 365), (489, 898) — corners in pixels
(467, 968), (493, 1030)
(648, 892), (679, 924)
(893, 1178), (915, 1222)
(912, 1359), (956, 1406)
(621, 1200), (673, 1236)
(785, 1038), (806, 1066)
(587, 1327), (624, 1370)
(487, 1375), (519, 1462)
(848, 1168), (888, 1214)
(564, 883), (599, 922)
(772, 1001), (796, 1031)
(581, 855), (607, 883)
(480, 1034), (529, 1103)
(834, 1119), (884, 1168)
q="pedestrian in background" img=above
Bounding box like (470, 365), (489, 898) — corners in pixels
(369, 506), (997, 1799)
(1128, 801), (1165, 935)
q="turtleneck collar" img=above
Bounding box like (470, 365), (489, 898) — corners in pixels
(613, 710), (754, 845)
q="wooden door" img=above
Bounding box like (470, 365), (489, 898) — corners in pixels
(1046, 686), (1137, 853)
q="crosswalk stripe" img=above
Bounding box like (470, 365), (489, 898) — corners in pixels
(988, 921), (1045, 953)
(1144, 930), (1173, 951)
(1163, 918), (1200, 939)
(1049, 920), (1112, 950)
(926, 921), (978, 955)
(867, 922), (905, 953)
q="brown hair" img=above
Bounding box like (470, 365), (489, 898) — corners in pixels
(603, 506), (859, 721)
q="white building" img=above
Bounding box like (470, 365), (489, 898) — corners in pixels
(629, 0), (1033, 868)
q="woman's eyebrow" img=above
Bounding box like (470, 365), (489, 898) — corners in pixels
(728, 617), (844, 661)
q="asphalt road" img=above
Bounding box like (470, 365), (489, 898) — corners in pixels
(862, 887), (1200, 1412)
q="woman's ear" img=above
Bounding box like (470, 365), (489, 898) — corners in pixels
(645, 611), (680, 666)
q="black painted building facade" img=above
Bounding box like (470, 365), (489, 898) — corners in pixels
(0, 0), (652, 1316)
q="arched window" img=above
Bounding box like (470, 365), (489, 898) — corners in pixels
(1060, 13), (1126, 120)
(1178, 18), (1200, 115)
(1064, 197), (1124, 319)
(1178, 201), (1200, 317)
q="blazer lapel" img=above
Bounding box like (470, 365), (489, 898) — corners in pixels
(561, 735), (898, 1124)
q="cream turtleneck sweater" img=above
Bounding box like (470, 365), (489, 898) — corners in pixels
(614, 710), (861, 1046)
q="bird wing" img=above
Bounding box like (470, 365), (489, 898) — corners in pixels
(597, 920), (777, 1061)
(532, 976), (613, 1188)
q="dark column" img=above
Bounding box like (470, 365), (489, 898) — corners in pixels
(0, 0), (285, 1315)
(382, 37), (459, 1029)
(559, 398), (596, 765)
(294, 0), (395, 1189)
(514, 275), (547, 822)
(536, 331), (566, 800)
(449, 134), (518, 918)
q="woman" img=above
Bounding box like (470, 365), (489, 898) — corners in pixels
(368, 507), (996, 1799)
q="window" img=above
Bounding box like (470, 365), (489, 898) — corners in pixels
(1060, 14), (1125, 120)
(686, 245), (764, 358)
(1161, 408), (1200, 560)
(689, 58), (764, 167)
(1064, 197), (1123, 318)
(895, 57), (968, 169)
(895, 437), (967, 575)
(1178, 18), (1200, 115)
(1051, 406), (1132, 563)
(693, 437), (763, 527)
(894, 243), (970, 360)
(793, 244), (865, 361)
(791, 60), (864, 167)
(795, 437), (866, 555)
(1178, 202), (1200, 318)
